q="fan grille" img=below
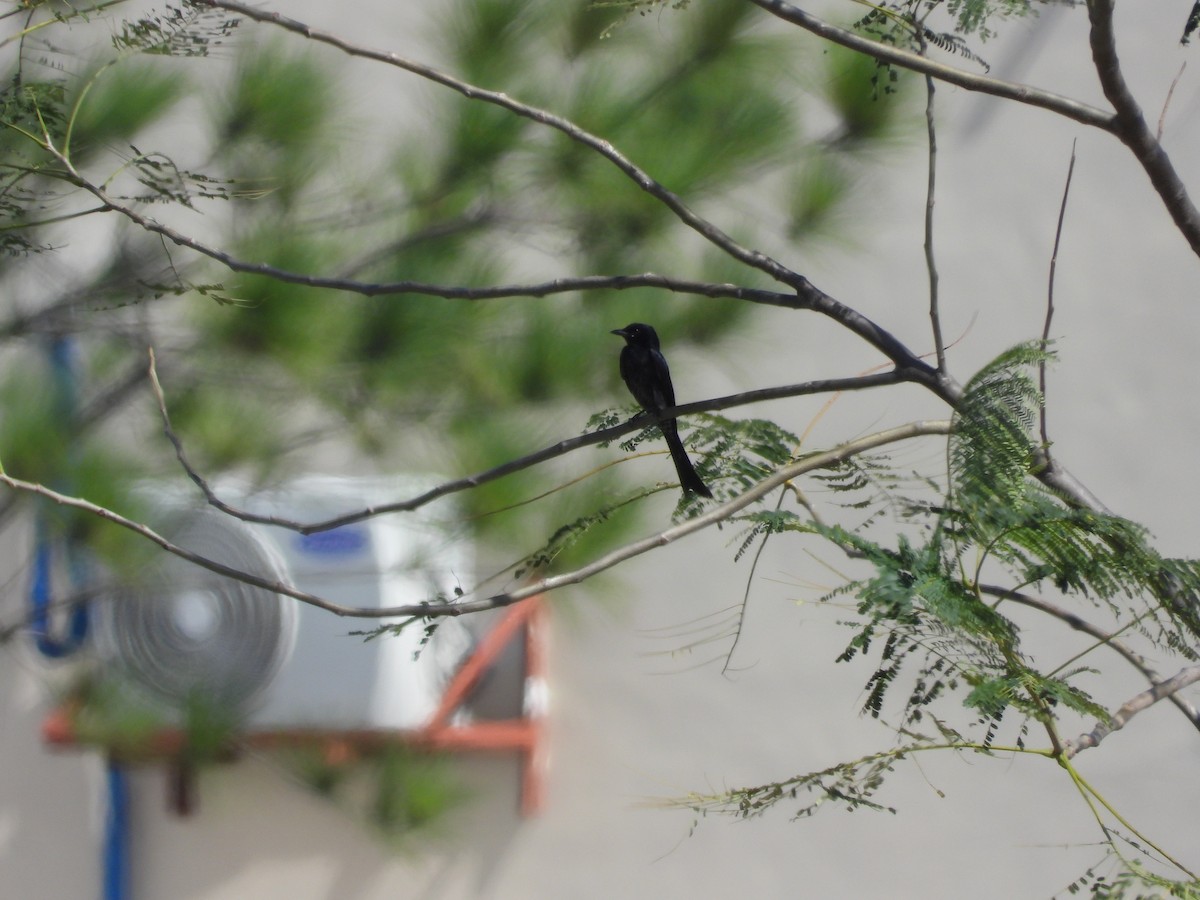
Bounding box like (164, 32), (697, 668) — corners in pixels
(97, 510), (295, 715)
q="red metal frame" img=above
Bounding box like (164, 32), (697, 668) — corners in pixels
(43, 596), (549, 817)
(411, 594), (548, 816)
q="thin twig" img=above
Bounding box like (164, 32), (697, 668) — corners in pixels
(922, 63), (945, 372)
(14, 148), (792, 307)
(0, 582), (109, 644)
(1058, 755), (1198, 879)
(147, 347), (228, 512)
(1157, 61), (1187, 141)
(1040, 140), (1076, 453)
(721, 488), (786, 676)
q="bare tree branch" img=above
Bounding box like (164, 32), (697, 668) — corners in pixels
(1040, 140), (1077, 453)
(189, 0), (968, 384)
(921, 58), (945, 372)
(149, 342), (908, 534)
(199, 0), (804, 290)
(0, 471), (356, 615)
(1086, 0), (1200, 259)
(0, 421), (951, 620)
(32, 136), (943, 388)
(750, 0), (1200, 264)
(0, 585), (107, 646)
(745, 0), (1115, 129)
(1063, 665), (1200, 758)
(20, 8), (959, 390)
(146, 4), (945, 382)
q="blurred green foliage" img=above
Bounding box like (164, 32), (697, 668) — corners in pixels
(0, 0), (908, 584)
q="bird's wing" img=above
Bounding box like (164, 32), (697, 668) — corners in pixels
(649, 348), (676, 409)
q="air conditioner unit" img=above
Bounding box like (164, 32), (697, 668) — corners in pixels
(90, 476), (471, 733)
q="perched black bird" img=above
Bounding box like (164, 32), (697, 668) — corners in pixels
(611, 323), (713, 498)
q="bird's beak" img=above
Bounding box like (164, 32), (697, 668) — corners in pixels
(611, 328), (627, 337)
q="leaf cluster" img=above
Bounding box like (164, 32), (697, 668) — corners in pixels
(679, 743), (947, 820)
(112, 1), (239, 57)
(1064, 854), (1200, 899)
(704, 345), (1200, 831)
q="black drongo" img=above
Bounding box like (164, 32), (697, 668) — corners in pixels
(611, 323), (712, 498)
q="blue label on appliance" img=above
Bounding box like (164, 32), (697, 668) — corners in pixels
(294, 526), (369, 557)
